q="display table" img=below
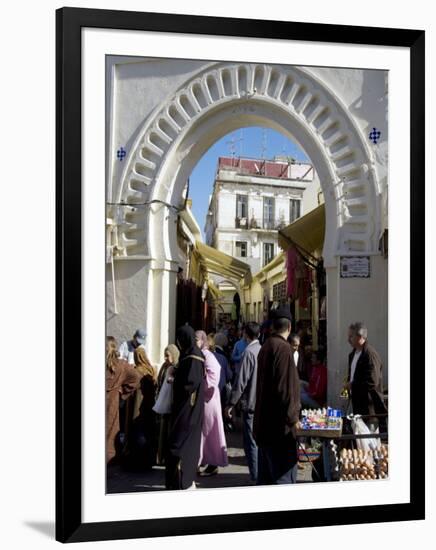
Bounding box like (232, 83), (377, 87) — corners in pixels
(296, 420), (388, 482)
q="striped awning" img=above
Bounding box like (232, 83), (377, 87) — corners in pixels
(278, 204), (325, 255)
(193, 241), (251, 284)
(207, 280), (224, 300)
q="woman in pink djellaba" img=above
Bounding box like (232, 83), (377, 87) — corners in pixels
(195, 330), (229, 476)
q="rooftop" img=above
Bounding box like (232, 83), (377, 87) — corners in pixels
(217, 156), (313, 182)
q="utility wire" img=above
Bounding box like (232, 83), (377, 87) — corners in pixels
(106, 199), (183, 212)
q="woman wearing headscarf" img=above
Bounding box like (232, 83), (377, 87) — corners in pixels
(195, 330), (229, 476)
(165, 325), (205, 490)
(153, 344), (180, 465)
(106, 336), (141, 465)
(123, 344), (158, 470)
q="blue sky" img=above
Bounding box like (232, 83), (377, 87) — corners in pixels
(189, 126), (310, 238)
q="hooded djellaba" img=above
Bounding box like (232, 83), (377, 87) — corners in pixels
(106, 336), (141, 465)
(122, 344), (158, 471)
(165, 324), (205, 490)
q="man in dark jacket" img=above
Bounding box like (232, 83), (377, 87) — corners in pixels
(254, 306), (301, 485)
(346, 322), (387, 431)
(166, 325), (205, 490)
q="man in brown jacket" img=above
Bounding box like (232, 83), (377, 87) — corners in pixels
(254, 306), (301, 484)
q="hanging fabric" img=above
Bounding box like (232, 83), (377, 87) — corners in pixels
(285, 246), (298, 298)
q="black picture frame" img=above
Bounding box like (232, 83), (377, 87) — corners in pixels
(56, 7), (425, 543)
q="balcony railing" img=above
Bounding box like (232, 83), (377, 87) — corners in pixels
(235, 217), (287, 230)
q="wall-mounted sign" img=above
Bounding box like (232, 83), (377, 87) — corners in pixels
(340, 256), (370, 278)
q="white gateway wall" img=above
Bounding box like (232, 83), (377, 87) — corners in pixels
(106, 260), (150, 347)
(327, 255), (388, 407)
(106, 58), (388, 402)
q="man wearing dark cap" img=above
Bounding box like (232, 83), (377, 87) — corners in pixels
(253, 305), (301, 484)
(118, 328), (147, 364)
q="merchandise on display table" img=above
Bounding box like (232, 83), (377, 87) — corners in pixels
(297, 438), (322, 463)
(338, 444), (389, 481)
(349, 414), (382, 452)
(296, 413), (389, 483)
(328, 439), (340, 480)
(297, 407), (343, 437)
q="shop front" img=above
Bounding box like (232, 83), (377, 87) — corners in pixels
(279, 204), (326, 351)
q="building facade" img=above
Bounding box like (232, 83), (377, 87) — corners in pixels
(205, 156), (317, 274)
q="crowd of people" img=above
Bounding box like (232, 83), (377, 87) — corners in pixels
(106, 308), (387, 490)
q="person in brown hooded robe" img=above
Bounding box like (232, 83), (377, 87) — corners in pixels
(165, 325), (205, 490)
(106, 336), (141, 465)
(122, 345), (158, 470)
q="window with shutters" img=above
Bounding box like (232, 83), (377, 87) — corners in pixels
(263, 242), (274, 266)
(290, 199), (301, 223)
(235, 241), (247, 257)
(263, 197), (275, 229)
(236, 194), (248, 218)
(273, 280), (287, 302)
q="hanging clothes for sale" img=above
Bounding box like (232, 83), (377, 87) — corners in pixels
(298, 264), (312, 309)
(320, 296), (327, 320)
(285, 246), (298, 298)
(294, 253), (306, 307)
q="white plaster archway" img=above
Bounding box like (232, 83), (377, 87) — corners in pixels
(113, 63), (380, 265)
(108, 63), (385, 405)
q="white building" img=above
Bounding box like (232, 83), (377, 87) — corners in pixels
(205, 156), (319, 275)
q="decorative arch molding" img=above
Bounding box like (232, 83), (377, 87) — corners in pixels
(111, 62), (381, 265)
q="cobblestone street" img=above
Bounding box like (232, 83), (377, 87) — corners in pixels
(107, 418), (313, 493)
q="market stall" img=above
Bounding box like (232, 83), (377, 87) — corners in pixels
(297, 408), (389, 482)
